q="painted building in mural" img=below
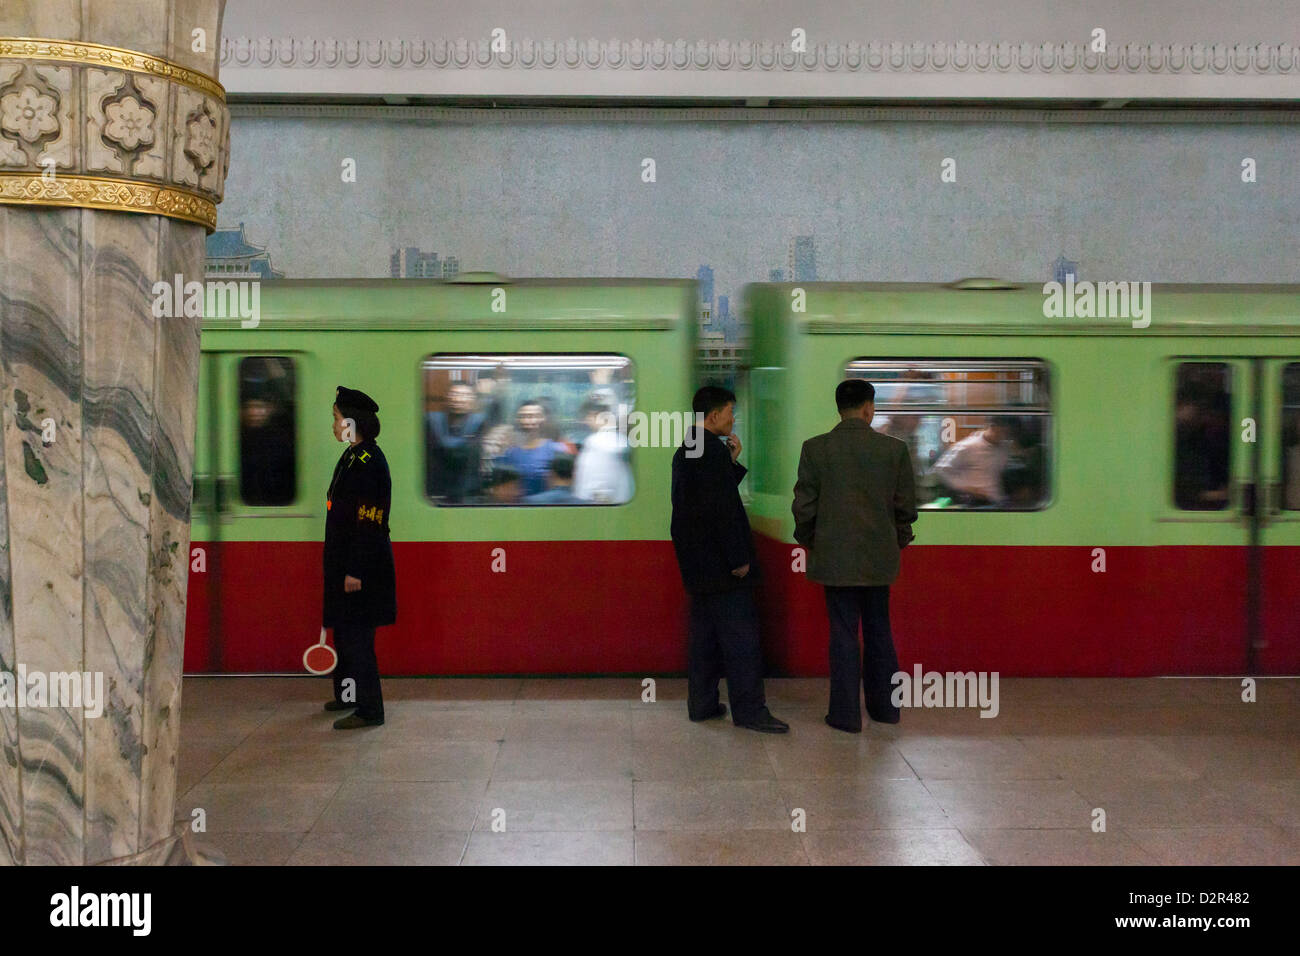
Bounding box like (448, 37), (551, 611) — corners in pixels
(205, 222), (284, 279)
(391, 246), (460, 279)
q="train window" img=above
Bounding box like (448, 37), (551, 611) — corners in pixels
(1173, 363), (1231, 511)
(1283, 364), (1300, 511)
(238, 356), (297, 506)
(844, 359), (1051, 510)
(421, 354), (636, 506)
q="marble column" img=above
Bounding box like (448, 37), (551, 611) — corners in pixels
(0, 1), (228, 864)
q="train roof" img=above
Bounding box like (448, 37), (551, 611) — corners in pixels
(744, 280), (1300, 335)
(199, 277), (697, 330)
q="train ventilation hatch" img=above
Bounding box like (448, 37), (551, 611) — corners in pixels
(448, 272), (513, 284)
(946, 277), (1023, 290)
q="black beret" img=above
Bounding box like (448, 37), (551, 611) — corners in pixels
(335, 386), (378, 414)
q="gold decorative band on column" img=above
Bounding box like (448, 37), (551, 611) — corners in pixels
(0, 37), (225, 102)
(0, 173), (217, 231)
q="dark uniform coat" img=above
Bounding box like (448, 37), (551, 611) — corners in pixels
(670, 426), (758, 594)
(323, 439), (397, 628)
(792, 418), (918, 587)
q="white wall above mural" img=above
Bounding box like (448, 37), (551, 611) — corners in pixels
(218, 0), (1300, 101)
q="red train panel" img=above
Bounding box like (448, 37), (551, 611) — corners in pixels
(183, 537), (1299, 676)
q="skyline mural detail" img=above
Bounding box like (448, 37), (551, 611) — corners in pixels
(209, 117), (1298, 342)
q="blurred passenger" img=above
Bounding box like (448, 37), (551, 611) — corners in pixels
(525, 453), (581, 504)
(930, 416), (1017, 506)
(476, 365), (508, 429)
(671, 386), (788, 734)
(1175, 386), (1230, 509)
(323, 386), (394, 729)
(1003, 416), (1045, 508)
(534, 397), (568, 445)
(503, 400), (567, 496)
(573, 398), (634, 503)
(239, 383), (295, 505)
(1285, 413), (1300, 510)
(479, 422), (515, 470)
(567, 391), (616, 448)
(792, 379), (917, 731)
(484, 465), (524, 504)
(426, 382), (487, 502)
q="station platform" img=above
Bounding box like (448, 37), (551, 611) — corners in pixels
(177, 676), (1300, 865)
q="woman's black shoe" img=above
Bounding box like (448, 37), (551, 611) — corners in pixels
(333, 714), (384, 729)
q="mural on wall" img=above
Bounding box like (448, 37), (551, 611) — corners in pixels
(205, 221), (283, 279)
(208, 116), (1299, 351)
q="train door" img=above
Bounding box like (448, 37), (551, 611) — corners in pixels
(1165, 356), (1299, 674)
(199, 352), (306, 671)
(1161, 359), (1256, 673)
(1258, 359), (1300, 673)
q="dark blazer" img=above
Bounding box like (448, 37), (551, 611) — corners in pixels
(792, 417), (918, 586)
(670, 426), (757, 594)
(323, 439), (397, 628)
(426, 410), (486, 500)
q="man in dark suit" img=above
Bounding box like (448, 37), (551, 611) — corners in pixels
(792, 379), (918, 732)
(671, 386), (788, 734)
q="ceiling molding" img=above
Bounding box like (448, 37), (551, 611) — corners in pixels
(217, 36), (1300, 99)
(227, 103), (1300, 124)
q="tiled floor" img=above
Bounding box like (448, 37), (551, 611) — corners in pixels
(176, 676), (1300, 865)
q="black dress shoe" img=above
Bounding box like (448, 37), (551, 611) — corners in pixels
(825, 715), (862, 733)
(689, 704), (727, 722)
(324, 700), (354, 712)
(867, 711), (901, 725)
(735, 709), (789, 734)
(333, 714), (384, 729)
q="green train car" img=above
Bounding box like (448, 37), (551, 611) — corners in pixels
(743, 280), (1300, 676)
(186, 277), (698, 674)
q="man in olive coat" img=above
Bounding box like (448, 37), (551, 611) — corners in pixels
(792, 379), (918, 731)
(324, 386), (396, 728)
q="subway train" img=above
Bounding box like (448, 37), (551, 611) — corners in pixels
(185, 276), (1300, 676)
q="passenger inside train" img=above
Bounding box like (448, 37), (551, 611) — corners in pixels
(421, 355), (636, 506)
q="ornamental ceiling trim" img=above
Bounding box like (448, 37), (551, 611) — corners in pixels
(219, 36), (1300, 77)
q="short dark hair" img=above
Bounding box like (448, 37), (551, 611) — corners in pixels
(835, 379), (875, 412)
(692, 385), (736, 417)
(335, 403), (381, 441)
(550, 453), (575, 481)
(580, 396), (612, 418)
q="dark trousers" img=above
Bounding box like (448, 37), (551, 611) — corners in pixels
(332, 622), (385, 720)
(825, 585), (900, 727)
(687, 588), (767, 725)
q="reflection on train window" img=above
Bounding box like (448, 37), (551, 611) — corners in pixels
(238, 356), (297, 506)
(844, 359), (1051, 511)
(1283, 363), (1300, 511)
(1174, 363), (1231, 511)
(422, 354), (636, 506)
